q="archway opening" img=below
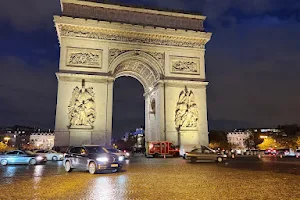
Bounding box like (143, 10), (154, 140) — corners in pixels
(112, 76), (145, 144)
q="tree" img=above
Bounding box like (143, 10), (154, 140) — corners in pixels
(252, 130), (264, 147)
(258, 137), (281, 150)
(209, 130), (230, 149)
(244, 137), (255, 149)
(0, 142), (7, 152)
(275, 124), (300, 148)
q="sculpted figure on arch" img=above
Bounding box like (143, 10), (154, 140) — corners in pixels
(175, 86), (199, 129)
(68, 80), (96, 127)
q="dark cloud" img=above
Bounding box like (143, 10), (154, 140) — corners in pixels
(0, 0), (60, 31)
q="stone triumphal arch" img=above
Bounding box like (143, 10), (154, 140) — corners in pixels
(54, 0), (212, 148)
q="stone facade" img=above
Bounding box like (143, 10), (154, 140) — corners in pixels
(30, 133), (55, 150)
(54, 0), (212, 147)
(227, 130), (251, 150)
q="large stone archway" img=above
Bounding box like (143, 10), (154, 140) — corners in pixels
(54, 0), (212, 148)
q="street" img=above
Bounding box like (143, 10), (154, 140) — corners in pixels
(0, 155), (300, 200)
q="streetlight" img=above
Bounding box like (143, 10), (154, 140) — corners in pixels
(4, 137), (10, 145)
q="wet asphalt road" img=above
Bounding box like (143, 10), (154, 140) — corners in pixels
(0, 155), (300, 200)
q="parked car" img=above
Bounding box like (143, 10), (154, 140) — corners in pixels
(185, 146), (227, 163)
(0, 150), (47, 165)
(33, 149), (64, 161)
(277, 148), (296, 158)
(64, 145), (125, 174)
(106, 148), (130, 159)
(264, 148), (277, 155)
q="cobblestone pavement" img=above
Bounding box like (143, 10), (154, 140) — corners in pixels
(0, 155), (300, 200)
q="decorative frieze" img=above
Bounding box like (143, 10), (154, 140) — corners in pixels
(58, 24), (207, 49)
(66, 48), (102, 68)
(175, 86), (199, 129)
(109, 48), (165, 66)
(170, 56), (200, 75)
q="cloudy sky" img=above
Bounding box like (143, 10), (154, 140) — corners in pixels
(0, 0), (299, 137)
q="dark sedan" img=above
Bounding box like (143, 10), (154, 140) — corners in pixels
(0, 150), (47, 165)
(64, 145), (125, 174)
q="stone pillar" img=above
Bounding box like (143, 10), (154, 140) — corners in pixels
(164, 80), (209, 147)
(144, 94), (151, 142)
(54, 73), (114, 147)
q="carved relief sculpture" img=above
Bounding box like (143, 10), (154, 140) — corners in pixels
(171, 56), (200, 75)
(68, 80), (96, 127)
(173, 61), (197, 73)
(150, 98), (156, 115)
(175, 86), (199, 129)
(67, 48), (102, 68)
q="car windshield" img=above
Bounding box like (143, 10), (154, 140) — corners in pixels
(85, 146), (108, 154)
(107, 149), (120, 153)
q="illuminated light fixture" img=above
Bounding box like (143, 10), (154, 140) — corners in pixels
(118, 156), (124, 162)
(96, 157), (109, 162)
(260, 136), (268, 139)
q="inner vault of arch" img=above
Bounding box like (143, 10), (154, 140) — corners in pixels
(112, 59), (160, 92)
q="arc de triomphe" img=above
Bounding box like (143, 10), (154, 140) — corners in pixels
(54, 0), (212, 148)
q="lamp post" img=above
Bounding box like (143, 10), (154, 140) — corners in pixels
(4, 137), (10, 145)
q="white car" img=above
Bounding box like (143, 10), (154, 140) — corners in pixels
(34, 150), (64, 161)
(106, 148), (130, 159)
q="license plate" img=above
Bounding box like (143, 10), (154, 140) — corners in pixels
(111, 164), (118, 167)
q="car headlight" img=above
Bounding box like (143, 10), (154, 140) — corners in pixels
(125, 152), (130, 157)
(36, 156), (43, 161)
(96, 157), (109, 162)
(118, 156), (125, 162)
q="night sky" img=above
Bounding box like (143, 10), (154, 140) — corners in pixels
(0, 0), (300, 138)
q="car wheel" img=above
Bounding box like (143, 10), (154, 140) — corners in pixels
(191, 157), (197, 163)
(0, 159), (8, 166)
(29, 158), (37, 165)
(88, 162), (97, 174)
(117, 166), (122, 172)
(217, 157), (223, 163)
(65, 161), (73, 172)
(52, 156), (58, 161)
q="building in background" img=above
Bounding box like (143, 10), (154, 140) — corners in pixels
(227, 129), (251, 150)
(0, 126), (54, 149)
(30, 133), (55, 150)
